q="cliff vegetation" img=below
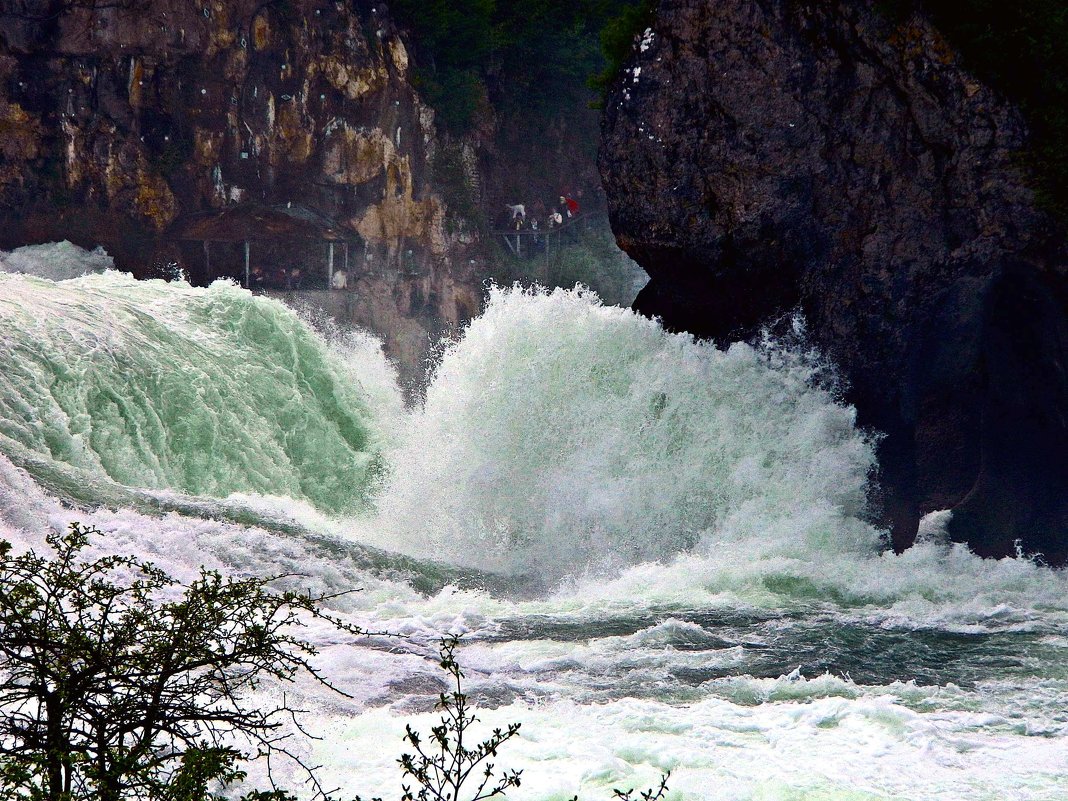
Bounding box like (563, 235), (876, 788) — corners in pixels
(387, 0), (649, 134)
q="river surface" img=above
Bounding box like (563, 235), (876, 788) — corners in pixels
(1, 244), (1066, 800)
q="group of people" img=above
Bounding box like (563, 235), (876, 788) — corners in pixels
(248, 265), (306, 290)
(247, 265), (353, 291)
(503, 193), (582, 235)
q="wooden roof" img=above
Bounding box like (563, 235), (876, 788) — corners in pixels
(170, 203), (351, 242)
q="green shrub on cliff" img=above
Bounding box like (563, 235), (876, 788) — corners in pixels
(387, 0), (496, 134)
(386, 0), (650, 133)
(588, 0), (655, 102)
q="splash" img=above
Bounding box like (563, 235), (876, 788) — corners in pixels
(1, 249), (1067, 800)
(0, 240), (113, 280)
(361, 285), (1068, 630)
(2, 265), (1064, 619)
(375, 285), (878, 579)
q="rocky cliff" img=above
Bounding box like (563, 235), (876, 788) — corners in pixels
(0, 0), (483, 375)
(600, 0), (1068, 563)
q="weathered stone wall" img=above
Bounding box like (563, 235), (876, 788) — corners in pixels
(0, 0), (483, 372)
(600, 0), (1068, 563)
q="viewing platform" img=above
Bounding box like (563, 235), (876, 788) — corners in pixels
(493, 211), (607, 260)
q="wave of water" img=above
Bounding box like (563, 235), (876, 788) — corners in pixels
(360, 286), (1066, 635)
(0, 239), (114, 280)
(1, 244), (1066, 800)
(2, 249), (1066, 622)
(0, 270), (387, 514)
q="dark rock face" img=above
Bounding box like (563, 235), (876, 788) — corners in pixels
(0, 0), (482, 374)
(600, 0), (1068, 563)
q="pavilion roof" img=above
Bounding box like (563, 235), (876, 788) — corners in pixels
(170, 203), (351, 242)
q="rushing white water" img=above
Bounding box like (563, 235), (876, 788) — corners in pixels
(373, 286), (877, 581)
(0, 239), (114, 280)
(0, 270), (385, 514)
(1, 244), (1066, 801)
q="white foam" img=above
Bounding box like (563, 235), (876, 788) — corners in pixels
(0, 240), (114, 280)
(373, 286), (877, 581)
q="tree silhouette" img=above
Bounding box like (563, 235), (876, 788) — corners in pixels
(0, 522), (362, 801)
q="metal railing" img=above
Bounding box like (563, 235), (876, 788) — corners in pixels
(493, 211), (607, 259)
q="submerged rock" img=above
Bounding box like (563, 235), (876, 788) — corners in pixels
(600, 0), (1068, 563)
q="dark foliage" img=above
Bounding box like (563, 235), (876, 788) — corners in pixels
(878, 0), (1068, 220)
(0, 523), (363, 801)
(386, 0), (649, 133)
(588, 0), (656, 103)
(386, 0), (496, 133)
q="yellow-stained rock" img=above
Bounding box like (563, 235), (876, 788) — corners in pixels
(252, 13), (270, 50)
(322, 125), (391, 185)
(388, 37), (409, 75)
(355, 157), (448, 259)
(274, 100), (312, 163)
(224, 48), (248, 81)
(134, 162), (178, 229)
(193, 128), (223, 167)
(0, 101), (41, 162)
(128, 58), (144, 107)
(317, 57), (386, 101)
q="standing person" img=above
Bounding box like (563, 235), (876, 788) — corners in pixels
(287, 266), (303, 290)
(565, 195), (580, 218)
(250, 265), (266, 290)
(510, 214), (526, 256)
(271, 265), (288, 288)
(331, 269), (348, 290)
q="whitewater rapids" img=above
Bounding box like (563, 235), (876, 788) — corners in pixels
(1, 244), (1066, 800)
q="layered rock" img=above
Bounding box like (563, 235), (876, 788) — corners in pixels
(601, 0), (1068, 563)
(0, 0), (482, 373)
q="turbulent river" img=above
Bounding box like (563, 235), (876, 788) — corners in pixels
(1, 243), (1067, 800)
